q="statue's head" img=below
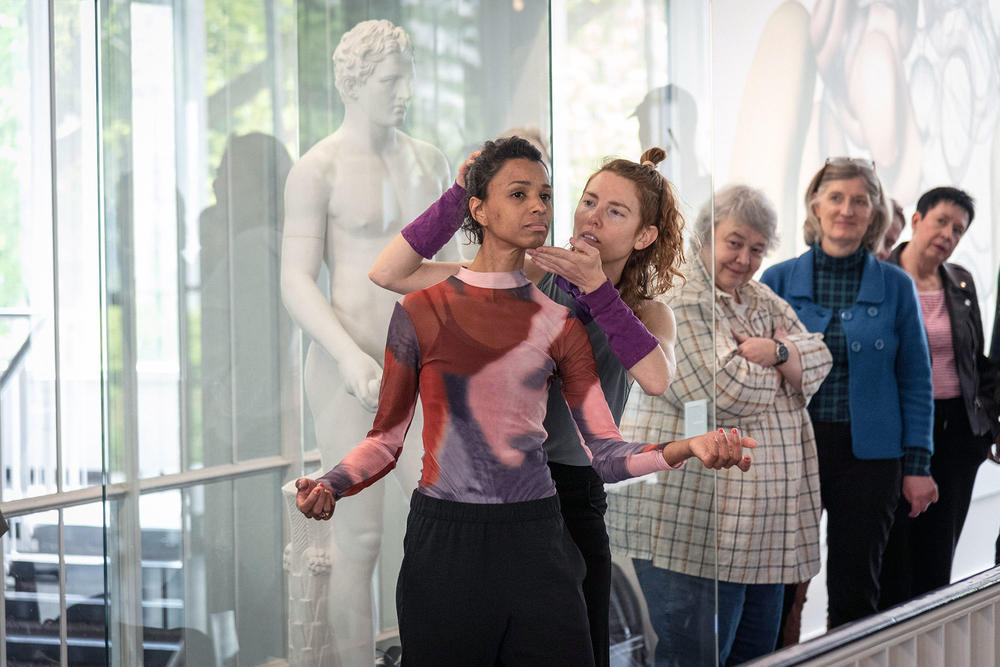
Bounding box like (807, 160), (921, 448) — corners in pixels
(333, 20), (414, 125)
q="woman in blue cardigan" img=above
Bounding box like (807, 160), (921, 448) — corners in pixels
(760, 158), (934, 629)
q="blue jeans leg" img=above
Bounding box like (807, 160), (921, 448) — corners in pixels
(716, 580), (784, 666)
(631, 560), (715, 667)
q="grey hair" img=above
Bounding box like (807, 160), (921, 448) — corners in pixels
(333, 20), (413, 99)
(693, 184), (779, 253)
(802, 161), (889, 252)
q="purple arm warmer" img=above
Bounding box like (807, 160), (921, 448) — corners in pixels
(557, 276), (660, 369)
(400, 183), (467, 259)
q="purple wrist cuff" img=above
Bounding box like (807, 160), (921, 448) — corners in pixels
(575, 279), (659, 369)
(400, 183), (467, 259)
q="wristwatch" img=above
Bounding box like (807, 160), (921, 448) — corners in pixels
(774, 340), (789, 366)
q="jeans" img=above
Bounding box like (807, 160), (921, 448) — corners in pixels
(632, 559), (784, 666)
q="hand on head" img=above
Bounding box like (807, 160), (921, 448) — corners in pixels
(456, 150), (481, 189)
(295, 477), (336, 520)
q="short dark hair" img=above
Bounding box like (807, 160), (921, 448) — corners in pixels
(915, 186), (975, 224)
(462, 136), (544, 244)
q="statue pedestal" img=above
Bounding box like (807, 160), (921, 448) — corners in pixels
(282, 474), (335, 667)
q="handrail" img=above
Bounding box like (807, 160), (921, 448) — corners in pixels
(0, 449), (322, 519)
(0, 332), (31, 389)
(747, 565), (1000, 665)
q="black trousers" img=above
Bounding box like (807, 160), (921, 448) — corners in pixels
(813, 421), (901, 628)
(396, 491), (594, 667)
(549, 462), (612, 667)
(878, 398), (988, 609)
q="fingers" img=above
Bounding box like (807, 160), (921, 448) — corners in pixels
(567, 236), (601, 256)
(296, 482), (335, 519)
(700, 428), (754, 471)
(732, 331), (748, 342)
(456, 150), (481, 188)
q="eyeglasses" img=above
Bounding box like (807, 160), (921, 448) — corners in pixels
(812, 156), (876, 194)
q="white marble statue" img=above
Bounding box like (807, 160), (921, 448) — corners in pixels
(279, 19), (450, 666)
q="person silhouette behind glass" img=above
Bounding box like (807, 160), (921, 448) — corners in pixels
(279, 19), (451, 665)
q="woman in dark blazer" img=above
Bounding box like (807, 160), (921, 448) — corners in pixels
(761, 158), (934, 629)
(878, 187), (999, 607)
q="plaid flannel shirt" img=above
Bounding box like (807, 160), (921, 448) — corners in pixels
(606, 257), (833, 584)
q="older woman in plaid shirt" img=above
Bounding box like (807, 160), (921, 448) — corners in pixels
(606, 185), (832, 665)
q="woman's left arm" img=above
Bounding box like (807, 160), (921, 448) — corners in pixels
(629, 299), (677, 395)
(772, 294), (833, 401)
(894, 276), (937, 514)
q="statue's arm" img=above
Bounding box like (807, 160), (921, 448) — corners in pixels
(281, 159), (382, 410)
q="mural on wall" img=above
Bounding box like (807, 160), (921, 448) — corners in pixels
(728, 0), (999, 318)
(720, 0), (1000, 642)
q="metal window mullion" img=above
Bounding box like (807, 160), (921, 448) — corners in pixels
(57, 510), (67, 667)
(1, 517), (5, 667)
(232, 476), (240, 667)
(44, 0), (67, 661)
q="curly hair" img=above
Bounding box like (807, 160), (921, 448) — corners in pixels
(333, 20), (412, 99)
(461, 136), (545, 244)
(585, 147), (686, 311)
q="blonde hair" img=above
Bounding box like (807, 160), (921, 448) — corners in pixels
(802, 161), (890, 252)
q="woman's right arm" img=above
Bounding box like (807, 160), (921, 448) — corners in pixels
(313, 303), (422, 500)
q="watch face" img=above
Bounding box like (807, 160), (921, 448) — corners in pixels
(776, 341), (789, 364)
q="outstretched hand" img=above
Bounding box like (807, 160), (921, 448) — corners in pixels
(295, 477), (335, 521)
(688, 428), (755, 471)
(526, 237), (606, 294)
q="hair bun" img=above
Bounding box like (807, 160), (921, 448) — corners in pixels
(639, 146), (667, 167)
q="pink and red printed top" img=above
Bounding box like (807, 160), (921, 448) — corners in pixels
(317, 267), (679, 504)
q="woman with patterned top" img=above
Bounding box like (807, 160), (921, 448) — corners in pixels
(606, 185), (832, 665)
(760, 158), (934, 629)
(878, 187), (1000, 608)
(368, 140), (687, 666)
(294, 137), (755, 666)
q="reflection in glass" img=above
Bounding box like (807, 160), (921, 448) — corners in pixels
(4, 511), (63, 664)
(281, 19), (449, 664)
(199, 133), (294, 465)
(0, 1), (58, 502)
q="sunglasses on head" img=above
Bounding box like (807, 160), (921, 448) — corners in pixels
(813, 156), (876, 194)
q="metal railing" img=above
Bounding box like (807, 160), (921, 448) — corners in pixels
(748, 566), (1000, 666)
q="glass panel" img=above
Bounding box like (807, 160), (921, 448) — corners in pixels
(712, 0), (1000, 655)
(0, 1), (58, 502)
(53, 0), (103, 494)
(558, 2), (718, 666)
(121, 473), (285, 666)
(63, 503), (110, 665)
(4, 510), (62, 664)
(285, 3), (551, 665)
